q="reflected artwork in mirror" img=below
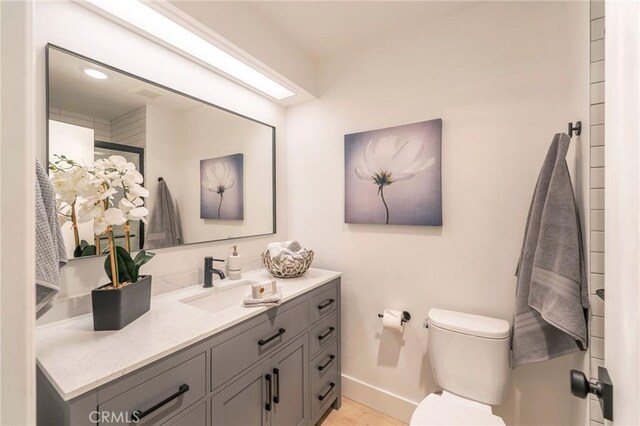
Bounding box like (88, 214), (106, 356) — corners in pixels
(46, 45), (276, 260)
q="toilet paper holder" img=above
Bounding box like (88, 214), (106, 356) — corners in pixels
(377, 311), (411, 324)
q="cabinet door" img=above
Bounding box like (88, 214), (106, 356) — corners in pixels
(210, 360), (271, 426)
(270, 334), (309, 426)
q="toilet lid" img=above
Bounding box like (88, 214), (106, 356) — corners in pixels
(410, 392), (505, 426)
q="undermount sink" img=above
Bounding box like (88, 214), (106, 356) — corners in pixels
(180, 281), (255, 314)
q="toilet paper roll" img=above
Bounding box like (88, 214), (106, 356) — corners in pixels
(382, 309), (404, 332)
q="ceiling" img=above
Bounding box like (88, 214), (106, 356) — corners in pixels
(48, 48), (199, 121)
(248, 1), (475, 61)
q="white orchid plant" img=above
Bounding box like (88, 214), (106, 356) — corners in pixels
(49, 154), (154, 288)
(355, 136), (436, 224)
(202, 160), (235, 219)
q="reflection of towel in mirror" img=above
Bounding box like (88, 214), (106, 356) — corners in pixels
(512, 133), (589, 367)
(145, 179), (182, 249)
(35, 159), (67, 317)
(267, 240), (306, 260)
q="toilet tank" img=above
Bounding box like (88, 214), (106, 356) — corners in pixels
(427, 309), (511, 406)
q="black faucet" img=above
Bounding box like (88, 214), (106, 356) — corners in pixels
(204, 257), (226, 288)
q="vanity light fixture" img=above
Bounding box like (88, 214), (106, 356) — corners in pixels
(83, 0), (295, 100)
(82, 67), (108, 80)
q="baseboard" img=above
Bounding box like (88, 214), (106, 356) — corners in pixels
(341, 374), (419, 424)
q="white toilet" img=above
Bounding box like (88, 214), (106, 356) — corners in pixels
(410, 308), (511, 426)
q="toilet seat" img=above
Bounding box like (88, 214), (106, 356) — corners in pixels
(410, 391), (505, 426)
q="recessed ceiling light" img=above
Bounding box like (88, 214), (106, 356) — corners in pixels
(84, 0), (295, 100)
(82, 67), (109, 80)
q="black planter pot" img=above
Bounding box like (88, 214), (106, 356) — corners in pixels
(91, 275), (152, 331)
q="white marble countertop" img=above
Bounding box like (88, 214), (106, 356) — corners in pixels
(36, 268), (340, 401)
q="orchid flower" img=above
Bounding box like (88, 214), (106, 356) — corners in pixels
(202, 161), (235, 219)
(354, 136), (436, 224)
(49, 154), (150, 286)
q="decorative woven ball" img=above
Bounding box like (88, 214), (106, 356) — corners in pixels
(261, 250), (314, 278)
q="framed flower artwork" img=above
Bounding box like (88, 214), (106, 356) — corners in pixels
(200, 153), (244, 220)
(344, 119), (442, 226)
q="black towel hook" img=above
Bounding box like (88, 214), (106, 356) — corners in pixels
(158, 177), (164, 182)
(568, 121), (582, 137)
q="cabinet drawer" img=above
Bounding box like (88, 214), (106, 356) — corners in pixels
(98, 353), (206, 425)
(309, 312), (338, 357)
(310, 339), (338, 397)
(162, 401), (207, 425)
(211, 301), (308, 391)
(311, 367), (338, 424)
(309, 285), (338, 325)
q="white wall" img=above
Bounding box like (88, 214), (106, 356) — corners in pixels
(604, 1), (640, 424)
(34, 1), (288, 324)
(286, 2), (590, 425)
(1, 1), (37, 423)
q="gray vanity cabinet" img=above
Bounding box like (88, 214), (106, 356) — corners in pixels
(210, 359), (271, 426)
(211, 334), (309, 426)
(37, 277), (341, 426)
(270, 335), (309, 426)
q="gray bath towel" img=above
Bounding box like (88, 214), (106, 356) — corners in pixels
(145, 178), (182, 249)
(35, 159), (67, 317)
(512, 133), (589, 367)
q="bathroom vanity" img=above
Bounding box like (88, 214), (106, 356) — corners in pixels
(36, 268), (341, 425)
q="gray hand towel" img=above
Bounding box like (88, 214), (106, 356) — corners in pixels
(145, 179), (182, 249)
(35, 159), (67, 317)
(512, 133), (589, 367)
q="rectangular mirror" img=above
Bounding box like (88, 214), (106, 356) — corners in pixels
(46, 45), (275, 260)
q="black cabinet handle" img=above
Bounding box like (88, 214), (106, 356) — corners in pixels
(317, 299), (335, 310)
(318, 327), (335, 341)
(131, 384), (189, 421)
(265, 374), (272, 411)
(258, 328), (286, 346)
(318, 382), (336, 401)
(318, 355), (336, 371)
(273, 368), (280, 404)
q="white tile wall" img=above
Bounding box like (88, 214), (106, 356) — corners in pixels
(590, 294), (604, 316)
(590, 82), (605, 104)
(590, 61), (605, 83)
(590, 146), (605, 167)
(590, 230), (604, 252)
(590, 18), (605, 41)
(591, 253), (605, 274)
(589, 2), (605, 424)
(591, 337), (605, 360)
(590, 39), (605, 61)
(591, 0), (604, 19)
(591, 125), (605, 146)
(111, 106), (146, 148)
(49, 107), (112, 142)
(590, 273), (604, 292)
(590, 103), (605, 125)
(590, 210), (604, 231)
(590, 168), (604, 188)
(590, 188), (604, 209)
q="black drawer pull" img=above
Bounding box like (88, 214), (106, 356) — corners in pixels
(318, 355), (336, 371)
(318, 327), (335, 341)
(317, 299), (335, 310)
(258, 328), (286, 346)
(131, 384), (189, 421)
(318, 382), (336, 401)
(265, 373), (272, 411)
(273, 368), (280, 404)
